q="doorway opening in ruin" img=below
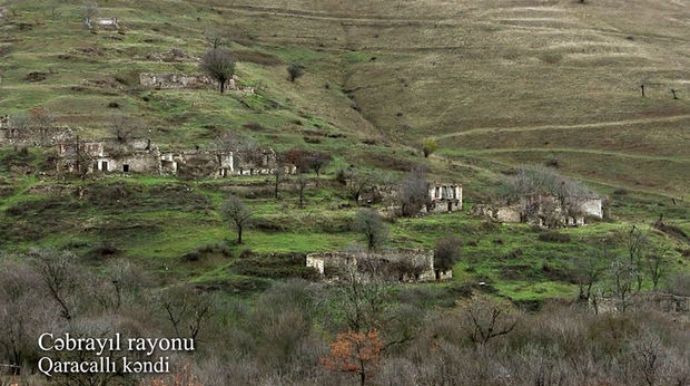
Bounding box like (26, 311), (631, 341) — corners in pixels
(100, 161), (108, 171)
(448, 202), (453, 212)
(122, 164), (130, 173)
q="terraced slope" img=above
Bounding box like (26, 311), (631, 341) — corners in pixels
(0, 0), (689, 302)
(208, 0), (690, 195)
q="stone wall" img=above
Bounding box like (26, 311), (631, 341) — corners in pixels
(470, 196), (604, 228)
(306, 249), (452, 283)
(85, 18), (119, 30)
(56, 139), (293, 179)
(139, 73), (215, 89)
(580, 199), (603, 220)
(0, 121), (73, 146)
(423, 183), (462, 214)
(593, 293), (690, 314)
(139, 73), (255, 94)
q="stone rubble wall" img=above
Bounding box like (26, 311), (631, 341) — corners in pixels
(306, 249), (452, 283)
(470, 196), (604, 227)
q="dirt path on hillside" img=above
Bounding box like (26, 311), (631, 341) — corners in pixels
(464, 148), (690, 163)
(434, 114), (690, 140)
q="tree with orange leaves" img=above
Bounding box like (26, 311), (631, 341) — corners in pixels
(138, 363), (203, 386)
(321, 330), (383, 386)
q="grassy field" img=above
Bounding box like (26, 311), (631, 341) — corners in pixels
(0, 0), (688, 304)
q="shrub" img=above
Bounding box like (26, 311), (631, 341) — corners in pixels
(538, 231), (571, 243)
(434, 236), (462, 271)
(503, 248), (523, 259)
(287, 63), (305, 82)
(422, 138), (437, 158)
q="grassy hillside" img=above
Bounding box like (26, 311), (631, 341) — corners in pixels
(0, 0), (689, 303)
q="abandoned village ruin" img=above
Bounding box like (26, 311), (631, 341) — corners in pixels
(139, 73), (255, 94)
(307, 249), (453, 283)
(56, 139), (295, 178)
(470, 194), (604, 227)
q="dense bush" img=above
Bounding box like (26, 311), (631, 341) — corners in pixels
(1, 250), (689, 386)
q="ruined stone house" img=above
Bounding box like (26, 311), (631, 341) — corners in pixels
(470, 193), (604, 227)
(85, 17), (120, 30)
(592, 292), (690, 314)
(161, 151), (235, 177)
(139, 73), (215, 89)
(376, 182), (463, 218)
(424, 183), (462, 214)
(56, 139), (295, 178)
(139, 73), (255, 94)
(306, 249), (453, 283)
(57, 139), (160, 175)
(235, 147), (296, 175)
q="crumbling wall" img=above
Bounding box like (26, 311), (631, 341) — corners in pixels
(580, 199), (603, 220)
(593, 293), (690, 314)
(0, 119), (73, 146)
(139, 73), (215, 89)
(55, 138), (295, 179)
(168, 152), (234, 178)
(306, 249), (452, 282)
(235, 147), (295, 176)
(85, 17), (119, 30)
(425, 183), (462, 214)
(138, 73), (255, 94)
(470, 196), (604, 228)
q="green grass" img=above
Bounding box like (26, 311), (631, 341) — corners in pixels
(0, 0), (688, 303)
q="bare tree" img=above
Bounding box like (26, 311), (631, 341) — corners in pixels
(353, 209), (388, 250)
(645, 246), (669, 291)
(627, 225), (650, 291)
(29, 107), (56, 145)
(9, 114), (30, 137)
(30, 248), (78, 321)
(0, 261), (50, 373)
(83, 1), (99, 21)
(333, 254), (391, 333)
(573, 252), (606, 301)
(72, 135), (95, 180)
(305, 152), (332, 178)
(101, 260), (140, 310)
(296, 172), (308, 209)
(199, 48), (236, 94)
(110, 114), (140, 143)
(609, 255), (638, 312)
(631, 330), (664, 386)
(221, 194), (253, 244)
(211, 130), (257, 160)
(398, 168), (429, 217)
(161, 288), (214, 340)
(499, 164), (596, 213)
(273, 167), (286, 200)
(434, 236), (461, 273)
(465, 297), (518, 347)
(206, 30), (228, 49)
(343, 169), (375, 205)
